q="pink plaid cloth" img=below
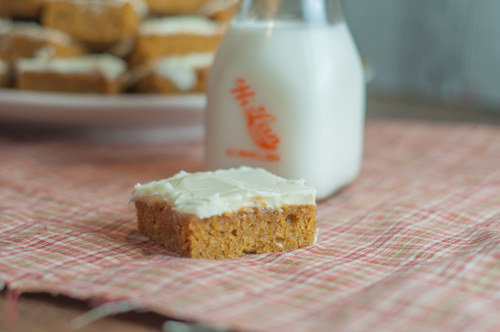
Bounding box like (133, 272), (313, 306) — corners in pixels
(1, 121), (500, 331)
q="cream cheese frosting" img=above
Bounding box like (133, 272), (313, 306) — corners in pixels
(8, 22), (74, 45)
(154, 52), (215, 91)
(140, 16), (224, 36)
(16, 54), (127, 81)
(51, 0), (149, 17)
(130, 166), (317, 219)
(0, 18), (13, 35)
(116, 0), (149, 17)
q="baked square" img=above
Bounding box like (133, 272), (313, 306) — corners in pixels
(42, 0), (148, 45)
(134, 52), (214, 93)
(0, 20), (87, 64)
(16, 54), (127, 94)
(128, 16), (224, 67)
(130, 167), (317, 259)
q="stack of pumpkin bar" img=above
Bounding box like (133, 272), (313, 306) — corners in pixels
(0, 0), (238, 94)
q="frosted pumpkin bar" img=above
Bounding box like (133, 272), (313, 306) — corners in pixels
(135, 52), (214, 94)
(16, 54), (127, 94)
(42, 0), (148, 45)
(0, 20), (87, 64)
(128, 16), (224, 67)
(130, 167), (317, 259)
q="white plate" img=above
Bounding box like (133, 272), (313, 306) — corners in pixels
(0, 89), (206, 128)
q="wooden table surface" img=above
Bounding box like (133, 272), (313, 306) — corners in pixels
(1, 97), (499, 332)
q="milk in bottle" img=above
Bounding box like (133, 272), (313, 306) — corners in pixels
(205, 0), (365, 199)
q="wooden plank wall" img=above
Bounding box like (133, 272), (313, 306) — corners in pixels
(343, 0), (500, 111)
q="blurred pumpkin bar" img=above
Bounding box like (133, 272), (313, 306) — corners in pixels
(145, 0), (206, 16)
(0, 58), (9, 87)
(42, 0), (148, 46)
(130, 167), (318, 259)
(135, 52), (214, 93)
(16, 54), (127, 94)
(128, 16), (224, 67)
(0, 20), (87, 64)
(198, 0), (239, 21)
(0, 0), (49, 19)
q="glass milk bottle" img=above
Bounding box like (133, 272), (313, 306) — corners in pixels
(205, 0), (365, 199)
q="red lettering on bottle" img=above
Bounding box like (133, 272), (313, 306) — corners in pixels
(230, 78), (281, 151)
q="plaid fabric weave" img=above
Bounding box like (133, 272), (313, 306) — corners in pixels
(1, 121), (500, 331)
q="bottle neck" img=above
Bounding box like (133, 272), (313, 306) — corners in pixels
(237, 0), (344, 25)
